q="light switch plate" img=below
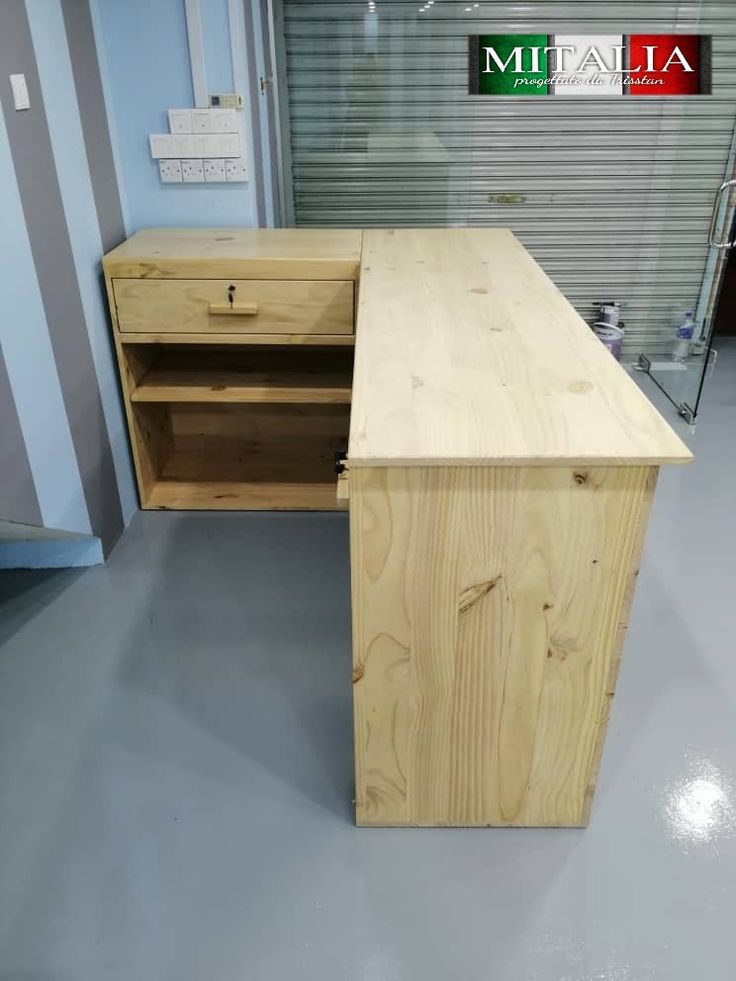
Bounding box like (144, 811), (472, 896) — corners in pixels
(181, 158), (205, 183)
(9, 73), (29, 111)
(192, 110), (212, 133)
(159, 159), (183, 183)
(211, 109), (237, 133)
(168, 109), (193, 134)
(225, 158), (248, 182)
(204, 158), (227, 182)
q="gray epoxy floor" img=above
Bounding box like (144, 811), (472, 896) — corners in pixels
(1, 345), (735, 981)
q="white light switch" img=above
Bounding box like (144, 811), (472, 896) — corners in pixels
(192, 110), (212, 133)
(9, 74), (30, 111)
(211, 109), (237, 133)
(168, 109), (192, 134)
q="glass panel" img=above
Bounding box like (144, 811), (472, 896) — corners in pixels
(277, 0), (736, 392)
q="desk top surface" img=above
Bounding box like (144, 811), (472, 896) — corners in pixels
(103, 227), (363, 280)
(349, 228), (692, 467)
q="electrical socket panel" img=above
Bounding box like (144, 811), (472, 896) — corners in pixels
(225, 158), (248, 182)
(181, 158), (205, 183)
(204, 159), (227, 182)
(159, 159), (183, 183)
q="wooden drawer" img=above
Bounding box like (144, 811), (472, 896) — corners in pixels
(112, 278), (354, 336)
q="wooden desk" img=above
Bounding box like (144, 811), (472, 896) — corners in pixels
(104, 227), (692, 828)
(348, 229), (691, 827)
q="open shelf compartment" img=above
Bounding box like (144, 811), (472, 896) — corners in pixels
(131, 395), (349, 511)
(126, 343), (353, 406)
(124, 342), (352, 511)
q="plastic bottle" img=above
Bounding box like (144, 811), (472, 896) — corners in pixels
(672, 311), (695, 362)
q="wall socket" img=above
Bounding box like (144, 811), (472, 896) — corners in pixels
(225, 158), (248, 182)
(159, 159), (183, 183)
(181, 158), (205, 183)
(204, 159), (227, 183)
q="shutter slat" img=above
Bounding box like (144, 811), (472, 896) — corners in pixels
(282, 1), (736, 353)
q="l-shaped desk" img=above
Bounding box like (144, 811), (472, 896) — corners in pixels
(104, 228), (692, 827)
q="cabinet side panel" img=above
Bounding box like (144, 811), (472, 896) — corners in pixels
(580, 466), (659, 825)
(350, 465), (654, 827)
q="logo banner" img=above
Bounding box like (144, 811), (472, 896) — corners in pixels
(468, 35), (712, 96)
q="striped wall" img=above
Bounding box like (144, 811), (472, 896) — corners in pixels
(0, 0), (137, 564)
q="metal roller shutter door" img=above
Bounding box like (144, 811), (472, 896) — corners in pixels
(278, 0), (736, 355)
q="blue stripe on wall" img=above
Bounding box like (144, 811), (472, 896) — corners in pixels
(26, 0), (137, 525)
(95, 0), (255, 231)
(0, 108), (92, 537)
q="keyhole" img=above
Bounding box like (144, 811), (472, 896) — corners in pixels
(228, 284), (235, 308)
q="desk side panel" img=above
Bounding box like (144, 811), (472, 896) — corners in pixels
(350, 464), (656, 827)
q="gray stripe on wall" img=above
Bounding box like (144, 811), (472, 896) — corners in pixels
(0, 0), (123, 552)
(243, 0), (267, 225)
(60, 0), (125, 252)
(0, 345), (42, 529)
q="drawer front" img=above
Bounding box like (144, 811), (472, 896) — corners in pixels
(113, 278), (354, 335)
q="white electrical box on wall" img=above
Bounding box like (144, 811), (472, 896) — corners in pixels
(181, 159), (205, 183)
(159, 159), (183, 183)
(204, 159), (227, 182)
(150, 133), (240, 160)
(225, 158), (248, 183)
(151, 102), (247, 184)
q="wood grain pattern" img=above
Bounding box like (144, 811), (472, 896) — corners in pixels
(103, 227), (363, 280)
(131, 368), (351, 404)
(137, 402), (349, 511)
(349, 229), (692, 467)
(118, 332), (356, 347)
(113, 279), (354, 335)
(146, 480), (340, 511)
(580, 466), (658, 824)
(350, 464), (656, 826)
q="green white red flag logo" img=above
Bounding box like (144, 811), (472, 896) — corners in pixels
(468, 35), (712, 96)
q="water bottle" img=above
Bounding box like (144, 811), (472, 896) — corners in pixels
(672, 311), (695, 362)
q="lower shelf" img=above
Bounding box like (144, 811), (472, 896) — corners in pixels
(134, 401), (350, 511)
(145, 479), (340, 511)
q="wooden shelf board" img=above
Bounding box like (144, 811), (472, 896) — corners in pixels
(119, 331), (355, 347)
(131, 368), (352, 405)
(145, 480), (340, 511)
